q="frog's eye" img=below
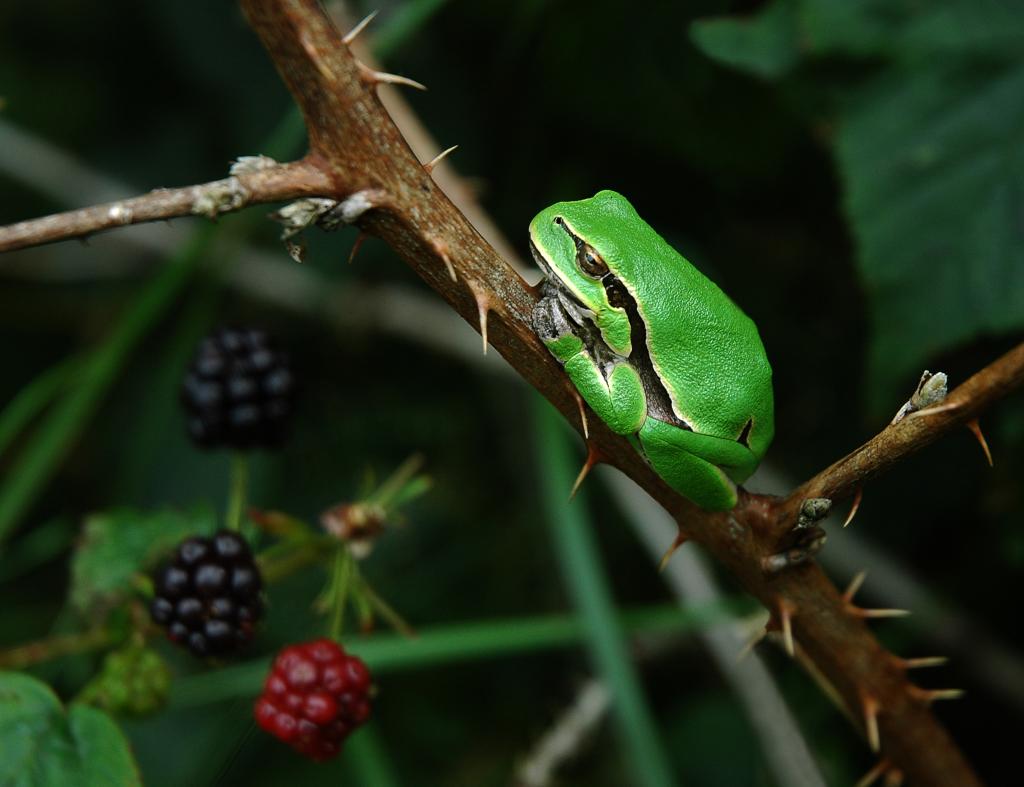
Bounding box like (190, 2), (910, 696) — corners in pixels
(576, 242), (609, 278)
(737, 419), (753, 447)
(552, 217), (610, 277)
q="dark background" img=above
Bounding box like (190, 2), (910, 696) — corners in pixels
(1, 1), (1022, 785)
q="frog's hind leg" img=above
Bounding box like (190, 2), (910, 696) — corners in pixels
(637, 419), (745, 511)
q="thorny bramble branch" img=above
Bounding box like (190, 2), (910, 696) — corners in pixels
(3, 2), (1024, 784)
(779, 342), (1024, 524)
(0, 158), (330, 252)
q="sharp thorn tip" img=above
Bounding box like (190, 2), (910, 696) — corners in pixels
(843, 570), (867, 603)
(862, 695), (881, 753)
(900, 655), (949, 669)
(966, 419), (993, 466)
(843, 486), (863, 527)
(342, 9), (379, 45)
(424, 144), (459, 173)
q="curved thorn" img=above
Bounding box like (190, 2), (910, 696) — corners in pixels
(424, 145), (458, 174)
(966, 418), (993, 466)
(853, 607), (911, 619)
(467, 280), (490, 355)
(569, 444), (601, 501)
(342, 9), (379, 45)
(376, 71), (428, 91)
(357, 61), (427, 90)
(855, 759), (891, 787)
(736, 626), (767, 662)
(571, 389), (589, 440)
(862, 694), (881, 753)
(843, 570), (867, 603)
(897, 655), (949, 670)
(657, 530), (688, 573)
(908, 686), (965, 703)
(843, 486), (863, 528)
(905, 400), (961, 420)
(348, 231), (367, 265)
(428, 237), (456, 282)
(778, 600), (795, 658)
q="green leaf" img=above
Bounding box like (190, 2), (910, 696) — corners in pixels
(692, 0), (1024, 71)
(693, 0), (1024, 409)
(532, 399), (677, 787)
(0, 671), (140, 787)
(839, 61), (1024, 408)
(69, 506), (218, 613)
(690, 1), (800, 79)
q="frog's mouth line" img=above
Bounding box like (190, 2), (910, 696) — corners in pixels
(529, 239), (593, 318)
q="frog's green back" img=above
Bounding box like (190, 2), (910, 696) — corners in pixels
(562, 191), (774, 455)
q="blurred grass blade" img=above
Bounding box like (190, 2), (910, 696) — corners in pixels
(170, 601), (743, 709)
(0, 517), (73, 581)
(0, 355), (81, 459)
(372, 0), (453, 59)
(0, 0), (450, 545)
(532, 397), (678, 787)
(0, 106), (310, 547)
(0, 228), (214, 544)
(345, 727), (400, 787)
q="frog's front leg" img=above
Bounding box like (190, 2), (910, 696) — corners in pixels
(533, 292), (646, 435)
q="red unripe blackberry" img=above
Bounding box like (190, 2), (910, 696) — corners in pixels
(181, 326), (296, 450)
(254, 638), (373, 760)
(149, 530), (264, 658)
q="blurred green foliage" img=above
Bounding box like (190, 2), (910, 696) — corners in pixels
(69, 506), (217, 614)
(0, 671), (140, 786)
(0, 1), (1022, 785)
(693, 0), (1024, 410)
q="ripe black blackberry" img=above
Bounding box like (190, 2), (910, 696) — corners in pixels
(181, 326), (295, 450)
(149, 530), (264, 658)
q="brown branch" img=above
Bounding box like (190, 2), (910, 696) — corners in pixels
(776, 342), (1024, 530)
(235, 4), (1001, 784)
(4, 1), (1020, 783)
(0, 159), (332, 252)
(0, 627), (113, 669)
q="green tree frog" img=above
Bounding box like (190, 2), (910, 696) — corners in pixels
(530, 190), (774, 510)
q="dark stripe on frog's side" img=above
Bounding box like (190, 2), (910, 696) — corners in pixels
(555, 225), (692, 433)
(601, 275), (691, 431)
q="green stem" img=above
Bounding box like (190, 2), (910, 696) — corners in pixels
(345, 727), (401, 787)
(532, 397), (678, 787)
(255, 533), (333, 581)
(225, 453), (249, 532)
(328, 546), (353, 640)
(367, 453), (424, 508)
(0, 627), (114, 669)
(359, 577), (416, 638)
(169, 600), (746, 708)
(0, 228), (213, 546)
(0, 355), (81, 460)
